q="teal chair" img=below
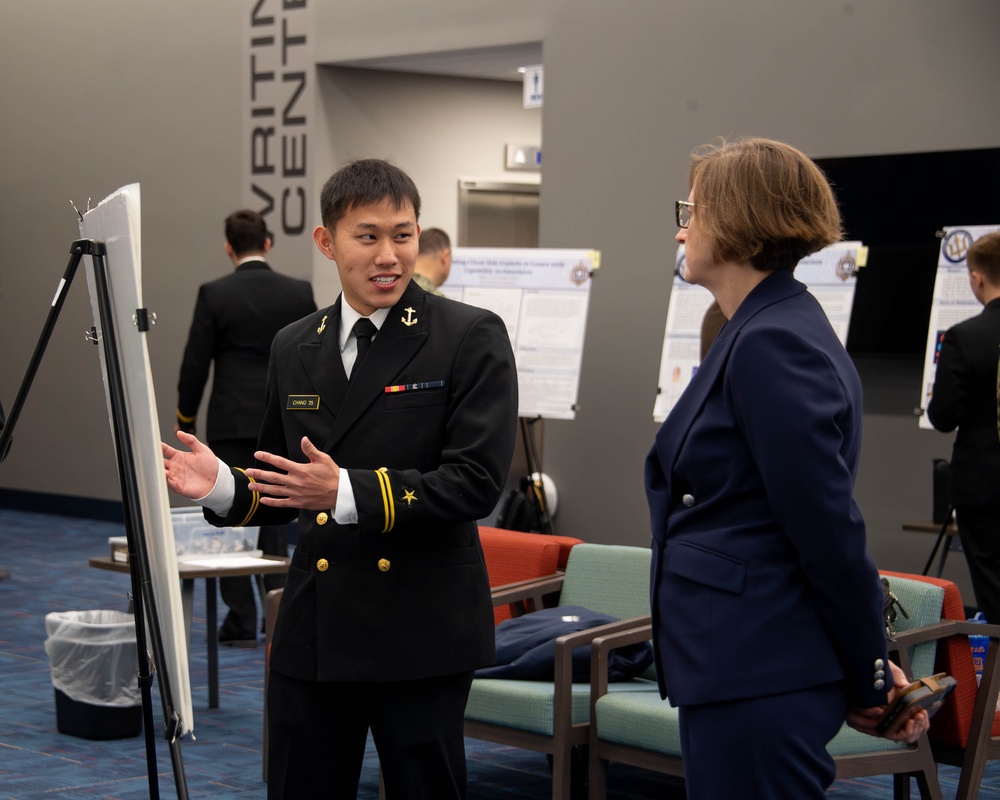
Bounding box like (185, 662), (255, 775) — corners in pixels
(587, 572), (949, 800)
(464, 543), (659, 800)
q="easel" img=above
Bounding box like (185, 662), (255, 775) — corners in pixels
(518, 416), (553, 534)
(922, 504), (957, 577)
(0, 240), (189, 799)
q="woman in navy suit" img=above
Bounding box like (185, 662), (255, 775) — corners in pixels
(646, 138), (929, 800)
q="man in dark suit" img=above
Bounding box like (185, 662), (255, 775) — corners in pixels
(928, 230), (1000, 624)
(163, 160), (518, 799)
(175, 210), (315, 645)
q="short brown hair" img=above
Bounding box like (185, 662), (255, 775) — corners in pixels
(419, 227), (451, 256)
(967, 231), (1000, 284)
(689, 137), (843, 272)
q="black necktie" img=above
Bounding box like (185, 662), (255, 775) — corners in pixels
(352, 317), (377, 373)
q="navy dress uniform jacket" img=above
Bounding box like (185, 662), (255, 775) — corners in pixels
(646, 270), (890, 710)
(177, 261), (316, 441)
(208, 282), (518, 683)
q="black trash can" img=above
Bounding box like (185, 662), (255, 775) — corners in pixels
(43, 610), (142, 739)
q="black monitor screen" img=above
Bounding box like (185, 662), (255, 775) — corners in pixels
(814, 148), (1000, 358)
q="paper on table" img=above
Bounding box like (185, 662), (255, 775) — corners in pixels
(179, 555), (275, 570)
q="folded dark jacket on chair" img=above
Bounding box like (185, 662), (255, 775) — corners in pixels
(474, 605), (653, 682)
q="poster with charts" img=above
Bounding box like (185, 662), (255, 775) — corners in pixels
(80, 185), (194, 736)
(443, 248), (599, 420)
(917, 224), (1000, 430)
(653, 241), (864, 423)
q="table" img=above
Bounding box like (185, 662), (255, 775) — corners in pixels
(901, 520), (959, 578)
(89, 555), (289, 708)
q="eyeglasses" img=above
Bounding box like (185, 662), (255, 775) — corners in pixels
(675, 200), (700, 229)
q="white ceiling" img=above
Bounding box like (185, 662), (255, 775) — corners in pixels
(328, 42), (543, 83)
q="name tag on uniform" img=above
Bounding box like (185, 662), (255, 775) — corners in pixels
(287, 395), (320, 410)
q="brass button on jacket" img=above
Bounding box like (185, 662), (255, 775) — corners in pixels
(316, 558), (329, 572)
(377, 558), (391, 572)
(316, 511), (329, 525)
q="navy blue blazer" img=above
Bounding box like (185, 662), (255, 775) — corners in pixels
(646, 270), (889, 709)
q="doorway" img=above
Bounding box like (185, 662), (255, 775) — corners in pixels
(457, 180), (539, 248)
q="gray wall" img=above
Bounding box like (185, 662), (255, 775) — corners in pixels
(3, 0), (998, 601)
(1, 1), (244, 503)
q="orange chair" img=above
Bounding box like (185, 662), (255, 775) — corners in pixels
(478, 526), (582, 623)
(881, 570), (1000, 800)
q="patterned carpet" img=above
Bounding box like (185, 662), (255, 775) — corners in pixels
(0, 508), (997, 799)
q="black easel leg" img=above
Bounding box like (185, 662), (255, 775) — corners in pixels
(521, 417), (553, 534)
(922, 506), (955, 577)
(91, 249), (188, 799)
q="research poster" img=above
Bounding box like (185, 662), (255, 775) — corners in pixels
(653, 241), (864, 422)
(80, 185), (194, 736)
(445, 248), (599, 420)
(918, 224), (1000, 430)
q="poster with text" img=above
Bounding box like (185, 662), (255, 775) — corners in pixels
(447, 248), (599, 420)
(918, 224), (1000, 430)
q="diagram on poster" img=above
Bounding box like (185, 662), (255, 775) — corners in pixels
(917, 224), (1000, 430)
(653, 241), (864, 422)
(443, 248), (599, 420)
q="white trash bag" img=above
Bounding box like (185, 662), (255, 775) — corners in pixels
(44, 610), (140, 707)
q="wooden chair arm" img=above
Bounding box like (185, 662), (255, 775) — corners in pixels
(588, 621), (655, 716)
(887, 619), (957, 677)
(551, 614), (652, 738)
(490, 573), (564, 614)
(889, 619), (1000, 677)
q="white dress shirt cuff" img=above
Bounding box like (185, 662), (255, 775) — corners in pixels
(194, 458), (236, 517)
(334, 469), (359, 524)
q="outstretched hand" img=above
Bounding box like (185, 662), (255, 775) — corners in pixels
(162, 431), (220, 500)
(245, 436), (340, 511)
(846, 660), (931, 744)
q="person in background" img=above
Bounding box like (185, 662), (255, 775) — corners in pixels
(412, 227), (452, 295)
(175, 209), (315, 646)
(646, 137), (929, 800)
(163, 160), (517, 799)
(927, 230), (1000, 625)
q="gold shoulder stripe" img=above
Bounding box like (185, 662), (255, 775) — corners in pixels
(234, 468), (260, 527)
(375, 467), (395, 532)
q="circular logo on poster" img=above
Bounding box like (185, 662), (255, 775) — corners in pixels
(835, 251), (856, 282)
(570, 262), (590, 286)
(942, 230), (974, 264)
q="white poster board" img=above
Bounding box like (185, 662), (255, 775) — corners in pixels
(445, 248), (599, 420)
(653, 241), (864, 422)
(917, 224), (1000, 430)
(80, 185), (194, 736)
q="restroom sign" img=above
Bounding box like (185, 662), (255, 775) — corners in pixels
(522, 65), (543, 109)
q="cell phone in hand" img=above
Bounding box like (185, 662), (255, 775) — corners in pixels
(876, 672), (957, 737)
